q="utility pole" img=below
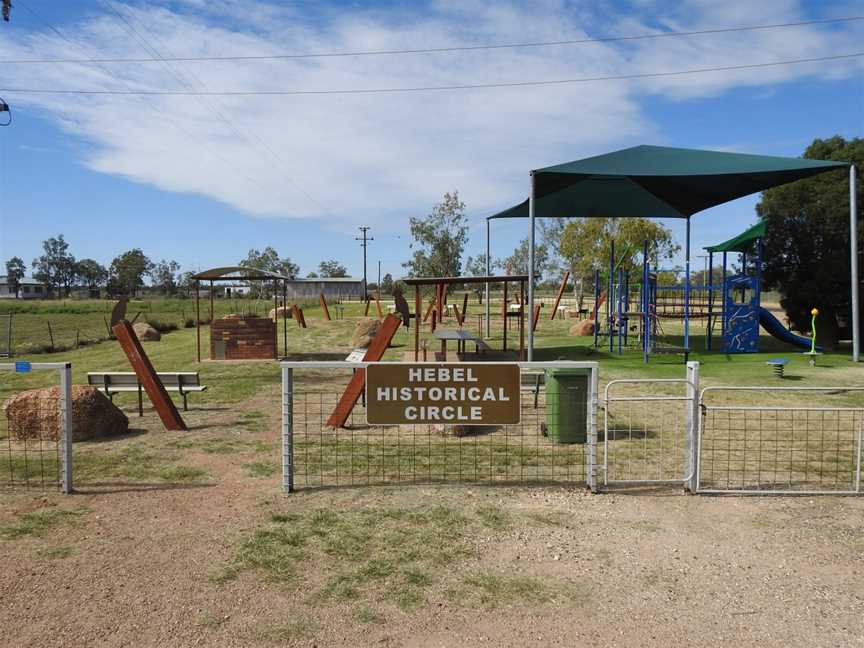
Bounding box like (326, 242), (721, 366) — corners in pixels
(377, 260), (381, 289)
(356, 227), (373, 300)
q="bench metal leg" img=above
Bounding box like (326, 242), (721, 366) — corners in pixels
(137, 385), (143, 417)
(182, 392), (188, 411)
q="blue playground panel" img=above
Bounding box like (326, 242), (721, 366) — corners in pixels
(722, 274), (759, 353)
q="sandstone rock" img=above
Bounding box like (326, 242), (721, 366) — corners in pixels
(3, 385), (129, 442)
(133, 322), (161, 341)
(569, 319), (595, 337)
(351, 318), (381, 348)
(269, 306), (293, 320)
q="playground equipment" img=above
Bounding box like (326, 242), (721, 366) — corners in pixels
(704, 222), (822, 354)
(591, 240), (694, 362)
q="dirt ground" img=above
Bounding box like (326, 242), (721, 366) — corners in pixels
(2, 392), (863, 648)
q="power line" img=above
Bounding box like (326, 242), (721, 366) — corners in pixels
(2, 16), (862, 64)
(14, 0), (271, 194)
(1, 52), (861, 96)
(99, 0), (328, 213)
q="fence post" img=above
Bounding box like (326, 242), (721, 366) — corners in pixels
(60, 363), (73, 494)
(586, 364), (599, 492)
(281, 366), (294, 493)
(684, 361), (700, 493)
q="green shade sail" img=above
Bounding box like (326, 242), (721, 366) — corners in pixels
(704, 221), (766, 254)
(489, 144), (849, 220)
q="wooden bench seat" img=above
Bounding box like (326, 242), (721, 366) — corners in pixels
(87, 371), (207, 416)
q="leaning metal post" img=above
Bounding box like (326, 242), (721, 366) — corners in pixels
(851, 164), (859, 362)
(281, 366), (294, 493)
(60, 363), (73, 494)
(684, 361), (700, 493)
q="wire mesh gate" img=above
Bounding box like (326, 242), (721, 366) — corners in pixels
(601, 362), (699, 488)
(281, 361), (599, 491)
(0, 362), (73, 493)
(697, 387), (864, 494)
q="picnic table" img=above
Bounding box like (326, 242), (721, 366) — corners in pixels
(433, 329), (490, 358)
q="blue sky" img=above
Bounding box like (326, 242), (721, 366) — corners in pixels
(0, 0), (861, 281)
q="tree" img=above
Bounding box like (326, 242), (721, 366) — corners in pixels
(464, 254), (497, 277)
(75, 259), (108, 291)
(151, 259), (181, 295)
(758, 136), (863, 349)
(318, 260), (348, 278)
(31, 234), (76, 297)
(109, 249), (153, 296)
(380, 273), (394, 294)
(239, 247), (299, 278)
(306, 271), (319, 278)
(177, 271), (197, 297)
(4, 257), (25, 297)
(560, 217), (678, 280)
(503, 238), (550, 284)
(403, 191), (469, 281)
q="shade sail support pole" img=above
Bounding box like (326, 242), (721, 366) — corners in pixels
(485, 217), (491, 338)
(684, 216), (691, 358)
(852, 164), (860, 362)
(527, 172), (536, 361)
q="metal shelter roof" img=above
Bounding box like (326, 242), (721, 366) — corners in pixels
(704, 221), (766, 254)
(489, 144), (849, 220)
(191, 266), (289, 281)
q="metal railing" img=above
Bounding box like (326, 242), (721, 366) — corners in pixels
(0, 362), (72, 493)
(281, 361), (599, 492)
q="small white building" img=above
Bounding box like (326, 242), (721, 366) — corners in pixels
(0, 276), (47, 299)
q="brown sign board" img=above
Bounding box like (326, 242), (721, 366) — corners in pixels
(366, 363), (521, 425)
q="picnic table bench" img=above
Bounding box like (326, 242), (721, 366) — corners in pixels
(87, 371), (207, 416)
(433, 329), (491, 358)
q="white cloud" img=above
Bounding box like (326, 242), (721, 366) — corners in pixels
(0, 0), (860, 226)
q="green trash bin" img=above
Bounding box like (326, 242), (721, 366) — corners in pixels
(544, 368), (589, 444)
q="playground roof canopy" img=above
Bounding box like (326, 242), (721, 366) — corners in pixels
(191, 266), (289, 281)
(704, 221), (766, 254)
(489, 144), (849, 220)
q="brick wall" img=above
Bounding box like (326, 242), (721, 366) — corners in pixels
(211, 316), (276, 360)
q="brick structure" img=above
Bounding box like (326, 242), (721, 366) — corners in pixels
(210, 316), (276, 360)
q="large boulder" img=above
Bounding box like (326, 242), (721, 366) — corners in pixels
(269, 306), (293, 320)
(351, 318), (381, 348)
(3, 385), (129, 442)
(133, 322), (161, 341)
(569, 319), (595, 337)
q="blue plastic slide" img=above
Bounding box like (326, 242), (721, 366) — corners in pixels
(758, 307), (822, 352)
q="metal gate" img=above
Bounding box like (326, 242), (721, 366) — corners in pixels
(601, 362), (699, 488)
(697, 386), (864, 495)
(1, 361), (73, 493)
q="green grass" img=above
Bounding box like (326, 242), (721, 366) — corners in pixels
(35, 545), (78, 559)
(250, 617), (316, 643)
(212, 504), (486, 613)
(0, 507), (89, 539)
(462, 571), (557, 607)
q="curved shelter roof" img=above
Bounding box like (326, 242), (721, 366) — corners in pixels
(489, 144), (849, 220)
(191, 266), (289, 281)
(705, 221), (766, 254)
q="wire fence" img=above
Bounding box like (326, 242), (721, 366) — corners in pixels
(283, 363), (599, 490)
(698, 387), (864, 494)
(0, 363), (71, 492)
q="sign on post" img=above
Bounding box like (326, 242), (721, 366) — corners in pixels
(366, 363), (521, 425)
